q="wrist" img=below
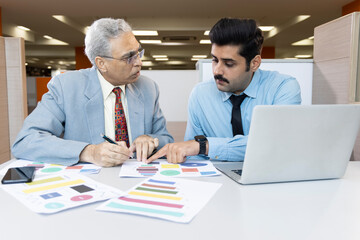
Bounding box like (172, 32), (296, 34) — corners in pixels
(194, 135), (208, 155)
(79, 144), (95, 163)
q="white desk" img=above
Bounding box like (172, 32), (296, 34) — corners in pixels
(1, 161), (360, 240)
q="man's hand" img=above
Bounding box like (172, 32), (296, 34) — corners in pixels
(146, 140), (200, 164)
(129, 135), (159, 162)
(79, 141), (132, 167)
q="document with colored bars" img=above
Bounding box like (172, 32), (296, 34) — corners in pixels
(0, 174), (123, 214)
(119, 159), (221, 177)
(0, 159), (102, 176)
(97, 176), (222, 223)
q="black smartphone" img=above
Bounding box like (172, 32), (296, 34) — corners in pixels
(1, 166), (36, 184)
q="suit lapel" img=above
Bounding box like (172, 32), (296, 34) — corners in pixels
(126, 83), (144, 140)
(84, 68), (105, 144)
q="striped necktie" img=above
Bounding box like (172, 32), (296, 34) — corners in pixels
(113, 87), (129, 147)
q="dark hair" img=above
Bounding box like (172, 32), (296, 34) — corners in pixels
(209, 18), (264, 70)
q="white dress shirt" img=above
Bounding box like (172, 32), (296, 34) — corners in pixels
(97, 70), (133, 143)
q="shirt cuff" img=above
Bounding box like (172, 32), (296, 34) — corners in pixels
(207, 137), (230, 160)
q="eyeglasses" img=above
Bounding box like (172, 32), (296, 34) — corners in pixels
(100, 48), (145, 65)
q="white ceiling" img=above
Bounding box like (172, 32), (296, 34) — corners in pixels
(0, 0), (354, 70)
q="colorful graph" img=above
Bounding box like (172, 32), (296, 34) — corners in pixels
(0, 160), (102, 176)
(97, 176), (222, 223)
(1, 174), (123, 214)
(120, 159), (220, 178)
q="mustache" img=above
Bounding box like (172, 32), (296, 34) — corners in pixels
(214, 75), (229, 83)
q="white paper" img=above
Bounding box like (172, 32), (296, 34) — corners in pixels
(97, 176), (222, 223)
(0, 159), (102, 176)
(1, 173), (124, 214)
(119, 159), (221, 178)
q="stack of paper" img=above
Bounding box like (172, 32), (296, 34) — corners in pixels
(97, 176), (222, 223)
(0, 159), (102, 176)
(1, 173), (123, 214)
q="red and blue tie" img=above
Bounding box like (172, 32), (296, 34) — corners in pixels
(113, 87), (129, 147)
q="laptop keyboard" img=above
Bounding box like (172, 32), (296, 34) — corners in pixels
(231, 169), (243, 176)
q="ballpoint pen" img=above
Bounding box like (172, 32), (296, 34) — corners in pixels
(101, 133), (134, 159)
(148, 148), (158, 158)
(101, 134), (157, 159)
(101, 133), (117, 144)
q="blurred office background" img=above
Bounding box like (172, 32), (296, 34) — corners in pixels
(0, 0), (360, 163)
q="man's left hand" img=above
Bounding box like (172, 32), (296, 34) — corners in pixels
(130, 135), (159, 162)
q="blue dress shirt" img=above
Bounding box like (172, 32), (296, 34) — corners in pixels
(184, 69), (302, 161)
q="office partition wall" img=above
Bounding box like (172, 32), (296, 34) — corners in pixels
(0, 37), (27, 163)
(0, 37), (10, 164)
(313, 12), (360, 161)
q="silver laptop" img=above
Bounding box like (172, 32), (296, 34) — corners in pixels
(214, 104), (360, 184)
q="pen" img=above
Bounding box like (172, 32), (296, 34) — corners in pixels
(148, 148), (158, 158)
(101, 133), (157, 160)
(100, 133), (138, 159)
(101, 133), (134, 159)
(101, 133), (117, 144)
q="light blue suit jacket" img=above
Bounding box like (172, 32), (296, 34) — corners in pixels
(12, 67), (173, 165)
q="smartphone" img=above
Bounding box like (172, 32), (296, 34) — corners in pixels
(1, 166), (36, 184)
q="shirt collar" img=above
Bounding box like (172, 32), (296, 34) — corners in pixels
(97, 69), (126, 100)
(221, 69), (261, 102)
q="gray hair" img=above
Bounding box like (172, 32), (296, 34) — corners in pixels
(85, 18), (132, 66)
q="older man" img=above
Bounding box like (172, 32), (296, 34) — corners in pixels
(12, 18), (173, 166)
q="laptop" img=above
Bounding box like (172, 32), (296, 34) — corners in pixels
(214, 104), (360, 184)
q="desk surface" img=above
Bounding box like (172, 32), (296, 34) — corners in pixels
(1, 161), (360, 240)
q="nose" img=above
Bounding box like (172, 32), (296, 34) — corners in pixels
(213, 61), (224, 76)
(134, 54), (142, 67)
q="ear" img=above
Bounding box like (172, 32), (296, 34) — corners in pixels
(250, 55), (261, 72)
(95, 56), (107, 73)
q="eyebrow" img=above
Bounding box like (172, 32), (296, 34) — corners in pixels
(121, 45), (142, 59)
(211, 54), (236, 62)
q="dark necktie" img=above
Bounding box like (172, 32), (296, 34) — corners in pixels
(113, 87), (129, 147)
(230, 94), (247, 136)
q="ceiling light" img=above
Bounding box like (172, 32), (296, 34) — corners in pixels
(292, 39), (313, 46)
(133, 30), (158, 36)
(191, 58), (203, 61)
(47, 66), (52, 69)
(204, 30), (210, 35)
(25, 63), (28, 66)
(43, 35), (53, 40)
(161, 42), (188, 46)
(167, 61), (185, 65)
(152, 55), (167, 58)
(141, 61), (154, 66)
(259, 26), (274, 31)
(192, 55), (207, 58)
(295, 55), (312, 58)
(298, 15), (311, 22)
(17, 26), (30, 31)
(140, 40), (162, 44)
(155, 58), (168, 61)
(52, 15), (66, 21)
(200, 39), (211, 44)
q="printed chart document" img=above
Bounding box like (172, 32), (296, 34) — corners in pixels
(97, 176), (222, 223)
(119, 159), (221, 177)
(1, 173), (123, 214)
(0, 159), (102, 176)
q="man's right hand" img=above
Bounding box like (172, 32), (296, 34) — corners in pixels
(79, 141), (132, 167)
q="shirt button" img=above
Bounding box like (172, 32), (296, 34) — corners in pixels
(215, 156), (219, 159)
